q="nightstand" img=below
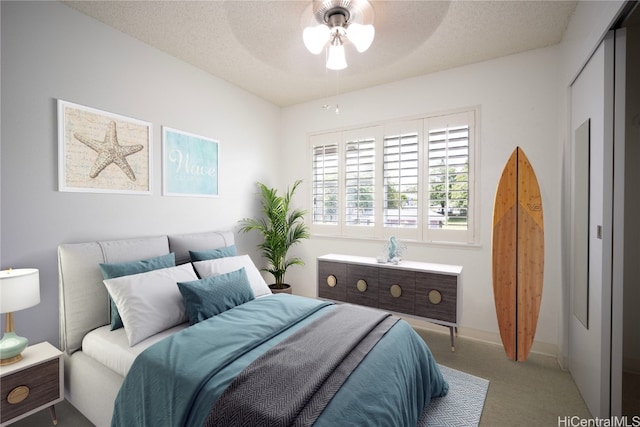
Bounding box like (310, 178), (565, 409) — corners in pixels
(0, 342), (64, 426)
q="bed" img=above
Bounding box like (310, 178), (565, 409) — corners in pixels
(58, 230), (448, 426)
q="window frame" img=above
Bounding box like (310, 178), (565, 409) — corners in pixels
(308, 107), (479, 245)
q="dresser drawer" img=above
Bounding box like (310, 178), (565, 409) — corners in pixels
(318, 260), (347, 301)
(378, 268), (415, 314)
(346, 264), (379, 308)
(415, 272), (458, 324)
(0, 359), (60, 424)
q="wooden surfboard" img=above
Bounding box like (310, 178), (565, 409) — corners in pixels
(492, 147), (544, 362)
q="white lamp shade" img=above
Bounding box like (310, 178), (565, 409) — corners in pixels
(346, 23), (375, 53)
(303, 24), (330, 54)
(0, 269), (40, 313)
(326, 44), (347, 70)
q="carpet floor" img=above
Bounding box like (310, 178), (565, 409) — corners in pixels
(418, 364), (489, 426)
(415, 326), (592, 426)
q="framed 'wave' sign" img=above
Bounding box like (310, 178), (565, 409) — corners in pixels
(162, 127), (219, 197)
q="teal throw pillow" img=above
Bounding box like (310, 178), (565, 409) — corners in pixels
(177, 267), (254, 325)
(99, 252), (176, 330)
(189, 245), (237, 262)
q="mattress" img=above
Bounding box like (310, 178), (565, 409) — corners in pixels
(82, 323), (188, 377)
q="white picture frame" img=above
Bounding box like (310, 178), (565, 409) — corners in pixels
(58, 99), (152, 194)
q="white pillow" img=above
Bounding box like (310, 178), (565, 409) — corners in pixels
(193, 255), (272, 298)
(103, 263), (198, 346)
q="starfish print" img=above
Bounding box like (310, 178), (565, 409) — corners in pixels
(74, 121), (144, 181)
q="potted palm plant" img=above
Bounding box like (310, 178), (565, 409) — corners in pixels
(239, 179), (310, 293)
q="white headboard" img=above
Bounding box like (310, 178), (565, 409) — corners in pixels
(58, 230), (234, 354)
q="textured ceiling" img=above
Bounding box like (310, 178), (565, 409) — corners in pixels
(63, 0), (578, 107)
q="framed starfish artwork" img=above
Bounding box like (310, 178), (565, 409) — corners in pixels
(58, 100), (152, 194)
(162, 127), (219, 197)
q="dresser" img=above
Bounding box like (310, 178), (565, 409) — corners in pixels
(317, 254), (463, 350)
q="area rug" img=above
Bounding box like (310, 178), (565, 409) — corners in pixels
(417, 364), (490, 426)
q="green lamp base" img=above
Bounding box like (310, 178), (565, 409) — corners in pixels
(0, 331), (28, 365)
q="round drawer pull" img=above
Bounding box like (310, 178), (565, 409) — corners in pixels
(390, 284), (402, 298)
(7, 385), (30, 404)
(428, 289), (442, 305)
(327, 275), (337, 287)
(356, 279), (368, 292)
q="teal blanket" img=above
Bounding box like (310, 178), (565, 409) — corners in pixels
(111, 294), (448, 426)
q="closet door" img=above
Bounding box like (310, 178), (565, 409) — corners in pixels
(569, 32), (615, 418)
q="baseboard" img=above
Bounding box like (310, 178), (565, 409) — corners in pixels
(403, 316), (558, 358)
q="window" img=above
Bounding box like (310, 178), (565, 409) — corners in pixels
(309, 108), (477, 244)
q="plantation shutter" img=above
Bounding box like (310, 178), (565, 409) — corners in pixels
(383, 131), (419, 228)
(311, 134), (340, 226)
(425, 111), (474, 243)
(309, 108), (476, 244)
(344, 136), (375, 227)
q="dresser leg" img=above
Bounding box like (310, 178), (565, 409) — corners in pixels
(449, 327), (455, 352)
(49, 405), (58, 425)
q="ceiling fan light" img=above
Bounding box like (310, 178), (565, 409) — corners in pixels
(303, 24), (330, 54)
(326, 44), (347, 70)
(346, 23), (375, 53)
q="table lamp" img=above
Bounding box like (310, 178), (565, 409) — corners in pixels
(0, 268), (40, 365)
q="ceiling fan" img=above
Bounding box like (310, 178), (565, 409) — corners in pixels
(302, 0), (375, 70)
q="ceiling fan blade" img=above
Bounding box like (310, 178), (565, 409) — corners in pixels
(347, 22), (374, 52)
(303, 24), (330, 54)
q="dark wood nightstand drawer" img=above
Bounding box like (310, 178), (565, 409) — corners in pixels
(0, 359), (60, 424)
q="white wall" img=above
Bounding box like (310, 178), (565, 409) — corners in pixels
(281, 46), (563, 354)
(0, 1), (281, 347)
(561, 1), (626, 86)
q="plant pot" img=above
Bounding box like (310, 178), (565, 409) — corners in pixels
(269, 284), (292, 294)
